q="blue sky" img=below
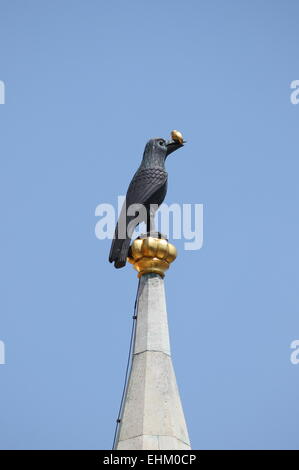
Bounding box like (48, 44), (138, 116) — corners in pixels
(0, 0), (299, 449)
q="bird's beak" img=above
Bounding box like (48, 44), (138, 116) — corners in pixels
(166, 140), (185, 157)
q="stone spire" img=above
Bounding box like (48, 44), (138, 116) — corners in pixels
(115, 236), (191, 450)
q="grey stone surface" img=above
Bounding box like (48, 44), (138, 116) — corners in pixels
(134, 274), (171, 356)
(116, 273), (191, 450)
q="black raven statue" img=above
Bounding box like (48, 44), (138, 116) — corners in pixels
(109, 131), (185, 268)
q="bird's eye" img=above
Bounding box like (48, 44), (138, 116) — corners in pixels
(159, 140), (164, 146)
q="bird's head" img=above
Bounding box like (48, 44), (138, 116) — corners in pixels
(143, 131), (185, 161)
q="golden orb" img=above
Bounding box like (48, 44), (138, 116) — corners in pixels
(128, 237), (177, 278)
(171, 130), (184, 145)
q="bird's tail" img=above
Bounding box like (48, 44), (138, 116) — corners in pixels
(109, 222), (131, 269)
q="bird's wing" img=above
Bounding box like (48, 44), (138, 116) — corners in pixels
(125, 168), (167, 207)
(109, 168), (167, 266)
